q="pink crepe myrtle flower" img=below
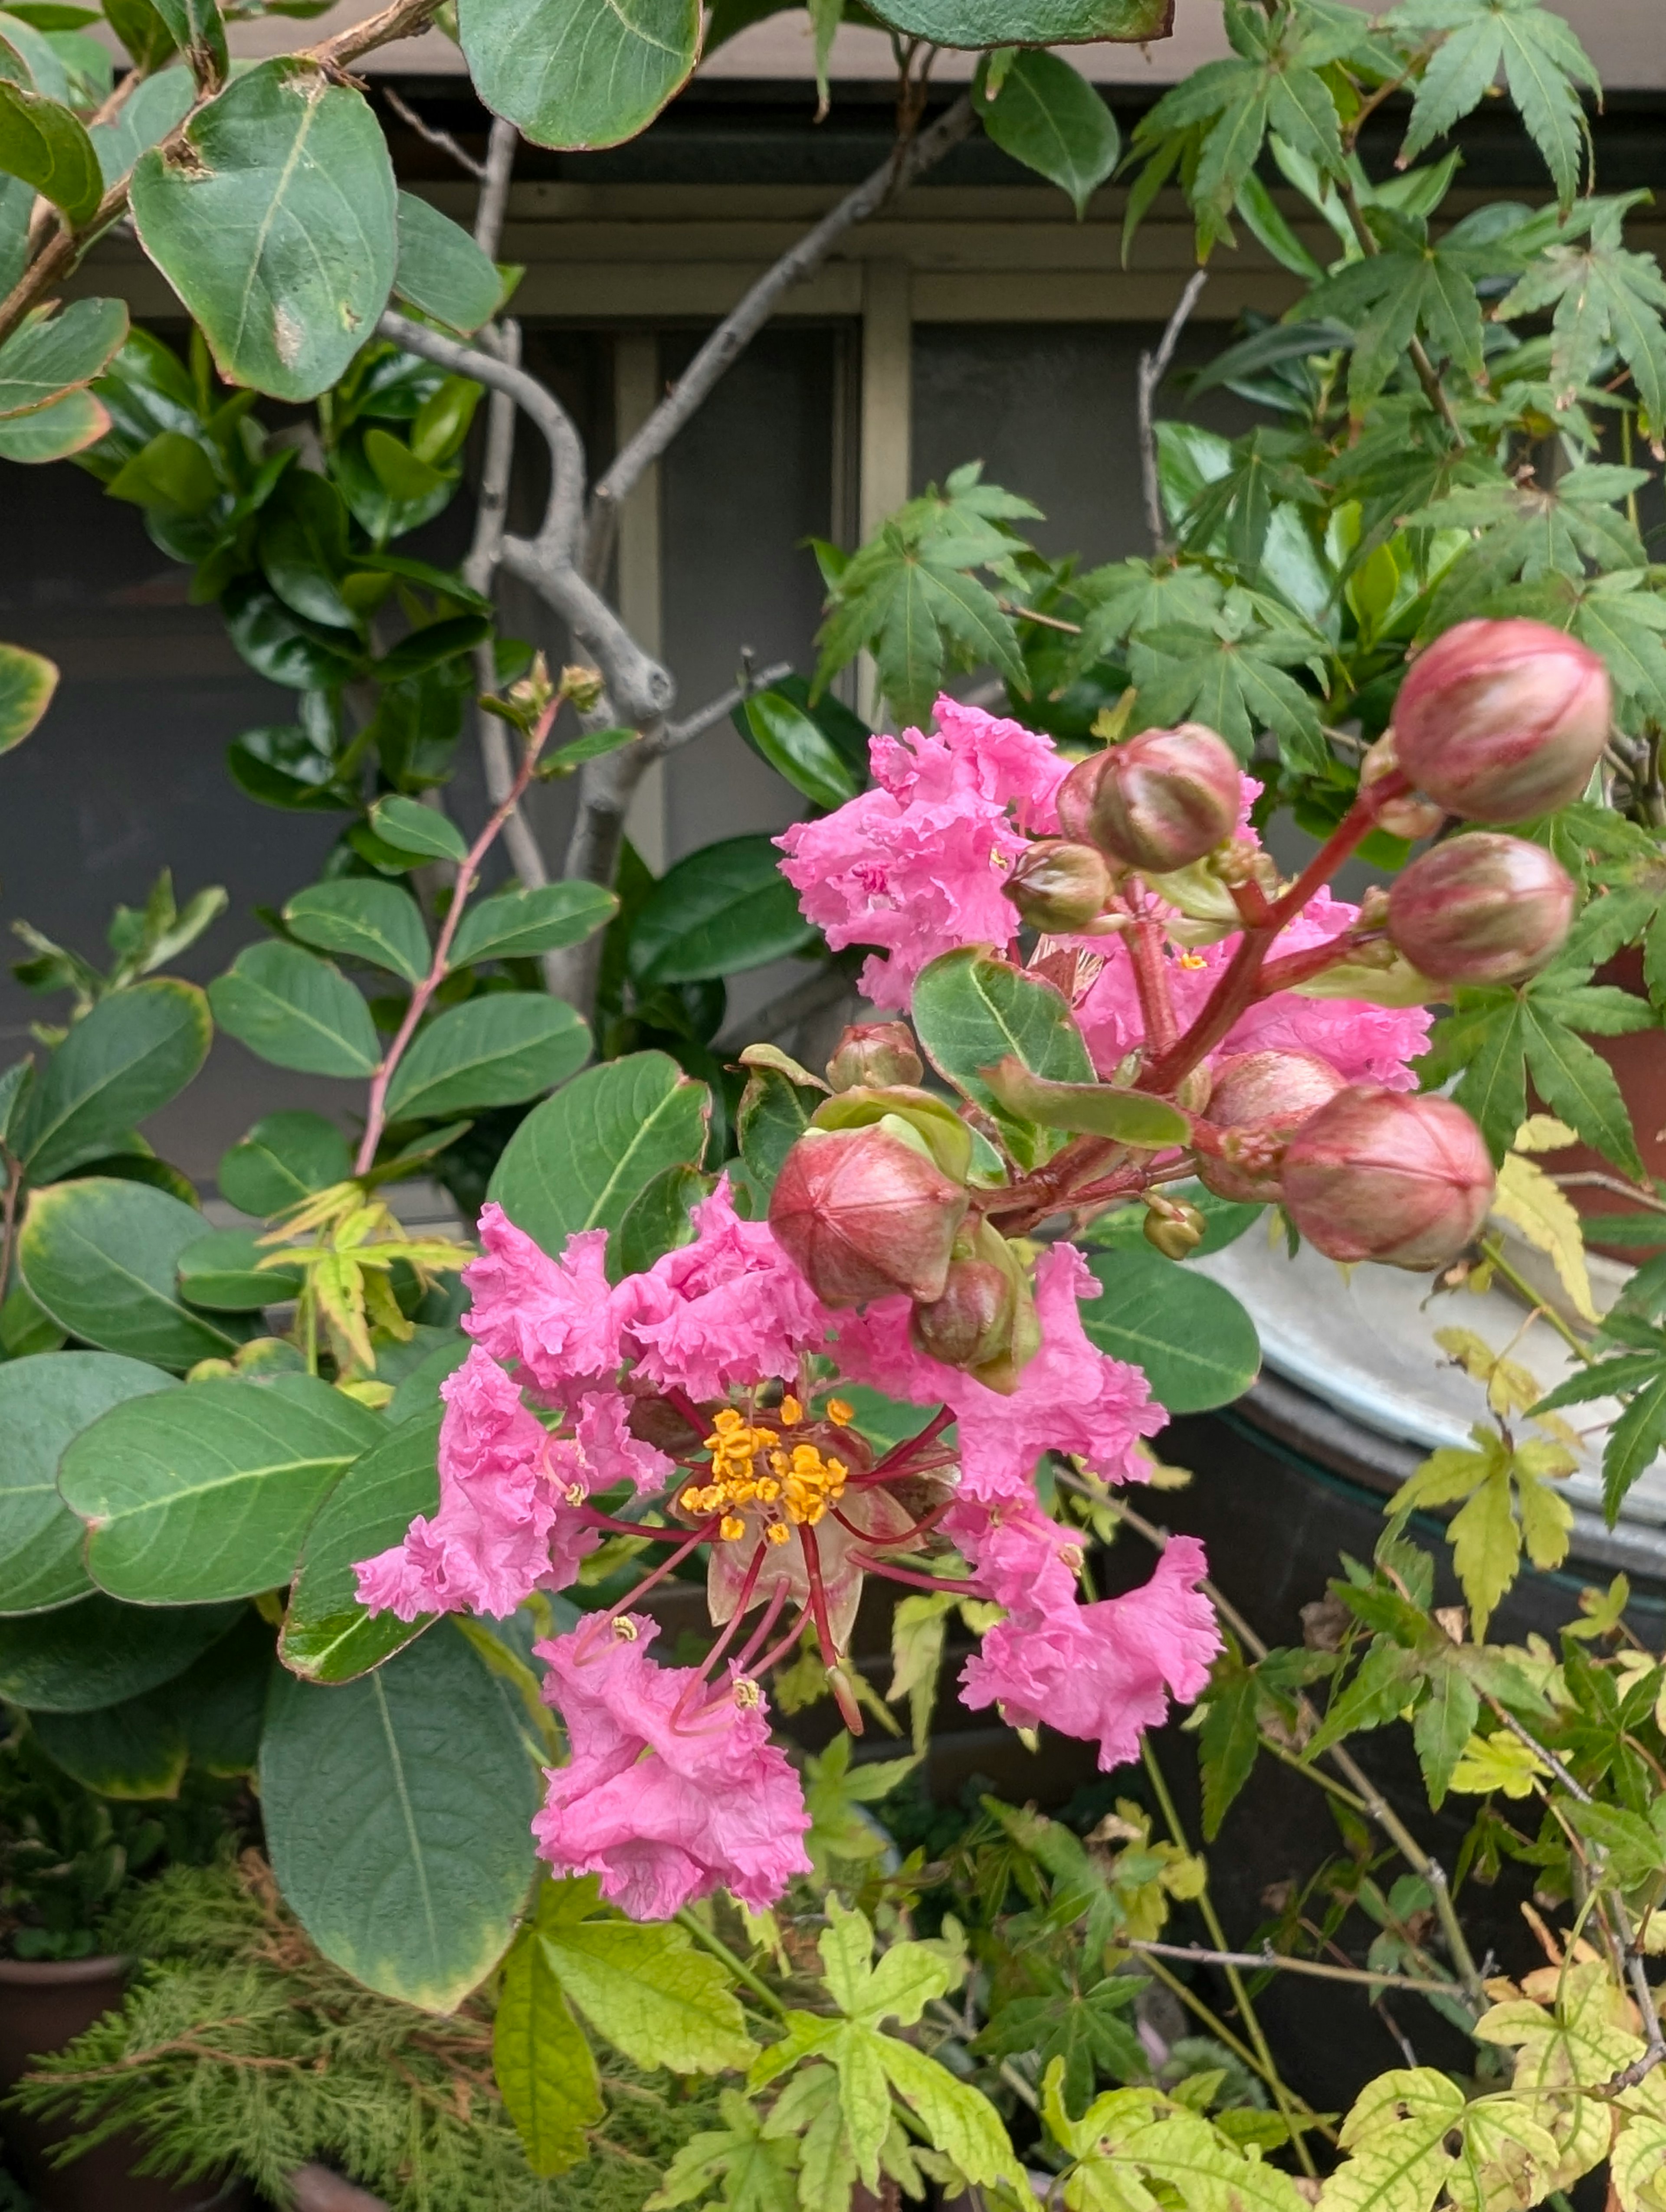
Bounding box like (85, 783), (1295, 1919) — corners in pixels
(959, 1531), (1220, 1771)
(532, 1615), (812, 1920)
(835, 1242), (1164, 1501)
(354, 1345), (595, 1620)
(617, 1175), (836, 1400)
(775, 696), (1066, 1010)
(1074, 890), (1431, 1090)
(462, 1206), (624, 1403)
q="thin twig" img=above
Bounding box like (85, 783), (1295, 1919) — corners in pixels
(1124, 1939), (1469, 1999)
(380, 86), (487, 179)
(1138, 270), (1208, 553)
(653, 660), (793, 758)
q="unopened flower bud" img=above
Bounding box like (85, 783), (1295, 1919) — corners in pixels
(1196, 1050), (1348, 1204)
(1393, 619), (1612, 823)
(1386, 832), (1575, 987)
(768, 1125), (969, 1307)
(825, 1022), (923, 1092)
(911, 1257), (1015, 1368)
(1083, 724), (1243, 875)
(1282, 1087), (1495, 1270)
(1004, 839), (1113, 933)
(1144, 1198), (1207, 1259)
(1360, 730), (1446, 840)
(1054, 749), (1114, 844)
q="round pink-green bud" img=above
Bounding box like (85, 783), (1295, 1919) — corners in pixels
(1054, 749), (1114, 844)
(1359, 730), (1446, 841)
(1386, 833), (1575, 987)
(911, 1257), (1016, 1369)
(825, 1022), (924, 1092)
(1003, 838), (1114, 933)
(1195, 1050), (1348, 1204)
(768, 1125), (968, 1308)
(1282, 1087), (1495, 1271)
(1393, 618), (1612, 823)
(1086, 724), (1243, 874)
(1144, 1199), (1207, 1259)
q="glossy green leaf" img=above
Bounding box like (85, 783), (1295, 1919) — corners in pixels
(18, 1177), (251, 1368)
(869, 0), (1171, 43)
(0, 1351), (177, 1615)
(394, 189), (503, 334)
(0, 78), (101, 223)
(256, 465), (357, 631)
(220, 577), (361, 690)
(217, 1109), (353, 1216)
(369, 791), (469, 864)
(0, 171), (25, 298)
(489, 1050), (710, 1253)
(17, 977), (210, 1184)
(0, 640), (56, 750)
(375, 611), (492, 682)
(0, 295), (126, 419)
(449, 881), (619, 968)
(177, 1226), (303, 1310)
(129, 58), (397, 403)
(102, 0), (175, 70)
(630, 834), (817, 984)
(0, 7), (73, 95)
(457, 0), (699, 151)
(262, 1620), (540, 2010)
(385, 994), (591, 1120)
(737, 1063), (817, 1199)
(1079, 1245), (1259, 1414)
(31, 1689), (190, 1797)
(0, 1280), (65, 1359)
(105, 426), (220, 515)
(980, 1060), (1190, 1149)
(537, 1878), (756, 2072)
(977, 49), (1119, 218)
(494, 1920), (603, 2177)
(0, 385), (107, 460)
(362, 422), (453, 504)
(284, 880), (430, 985)
(0, 1590), (238, 1711)
(737, 687), (857, 811)
(209, 942), (379, 1077)
(911, 947), (1093, 1157)
(279, 1407), (441, 1683)
(616, 1163), (711, 1278)
(387, 1332), (469, 1423)
(88, 60), (191, 184)
(59, 1372), (383, 1604)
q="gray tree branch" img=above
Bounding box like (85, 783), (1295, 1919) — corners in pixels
(1139, 269), (1208, 554)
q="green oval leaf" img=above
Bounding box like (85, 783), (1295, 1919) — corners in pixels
(0, 385), (107, 461)
(737, 687), (858, 811)
(977, 49), (1119, 219)
(1079, 1244), (1259, 1414)
(615, 1162), (712, 1278)
(88, 60), (191, 185)
(0, 1590), (239, 1711)
(489, 1051), (710, 1255)
(0, 638), (57, 750)
(59, 1372), (384, 1603)
(0, 1351), (178, 1615)
(177, 1226), (303, 1310)
(217, 1109), (353, 1216)
(369, 790), (468, 864)
(209, 941), (380, 1077)
(30, 1689), (190, 1797)
(256, 465), (357, 631)
(280, 1406), (441, 1683)
(981, 1059), (1190, 1149)
(868, 0), (1172, 44)
(629, 833), (818, 984)
(374, 611), (492, 683)
(220, 576), (361, 689)
(458, 0), (699, 151)
(0, 294), (126, 420)
(449, 881), (619, 968)
(494, 1920), (603, 2177)
(18, 1176), (252, 1368)
(261, 1619), (540, 2009)
(394, 189), (503, 334)
(385, 993), (591, 1121)
(129, 58), (397, 402)
(0, 76), (101, 223)
(18, 976), (211, 1184)
(284, 880), (431, 985)
(911, 948), (1094, 1166)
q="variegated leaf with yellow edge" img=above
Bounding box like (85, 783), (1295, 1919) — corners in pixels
(1446, 1731), (1552, 1799)
(1611, 2112), (1666, 2210)
(1475, 1959), (1666, 2188)
(1317, 2067), (1463, 2212)
(1445, 2097), (1564, 2212)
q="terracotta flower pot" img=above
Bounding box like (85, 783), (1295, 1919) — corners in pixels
(1548, 949), (1666, 1261)
(0, 1954), (246, 2212)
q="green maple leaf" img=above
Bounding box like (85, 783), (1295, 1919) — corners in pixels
(1325, 402), (1500, 573)
(1396, 0), (1600, 210)
(1304, 205), (1497, 409)
(1127, 587), (1326, 768)
(1495, 195), (1666, 425)
(1178, 424), (1324, 573)
(1075, 557), (1223, 664)
(975, 1972), (1145, 2114)
(648, 2091), (802, 2212)
(1410, 465), (1647, 628)
(1535, 1325), (1666, 1524)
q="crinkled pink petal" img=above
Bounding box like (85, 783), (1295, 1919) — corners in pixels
(836, 1243), (1164, 1500)
(462, 1205), (624, 1402)
(959, 1534), (1220, 1770)
(776, 698), (1066, 1011)
(354, 1345), (589, 1620)
(943, 1495), (1082, 1617)
(533, 1616), (812, 1918)
(618, 1175), (835, 1399)
(565, 1388), (674, 1496)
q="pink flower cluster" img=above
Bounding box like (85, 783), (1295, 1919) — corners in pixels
(777, 698), (1430, 1085)
(776, 697), (1064, 1008)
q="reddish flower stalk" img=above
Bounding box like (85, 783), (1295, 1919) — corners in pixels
(744, 1599), (814, 1682)
(1254, 931), (1384, 995)
(1128, 916), (1180, 1057)
(864, 1404), (956, 1480)
(597, 1514), (722, 1628)
(851, 1554), (980, 1597)
(574, 1506), (684, 1539)
(799, 1522), (864, 1732)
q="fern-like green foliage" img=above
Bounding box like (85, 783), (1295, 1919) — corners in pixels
(12, 1853), (722, 2212)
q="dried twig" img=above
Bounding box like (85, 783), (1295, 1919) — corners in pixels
(1138, 271), (1208, 553)
(380, 86), (487, 180)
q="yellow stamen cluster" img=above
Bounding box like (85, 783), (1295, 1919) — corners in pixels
(680, 1405), (850, 1544)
